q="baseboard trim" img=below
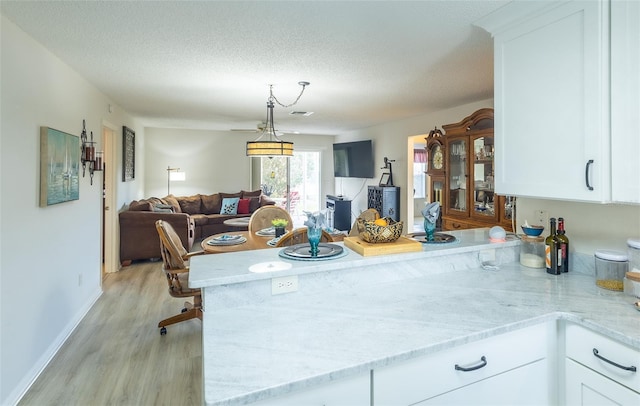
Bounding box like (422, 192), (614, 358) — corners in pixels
(7, 287), (103, 406)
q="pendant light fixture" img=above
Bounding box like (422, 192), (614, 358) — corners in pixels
(246, 81), (310, 157)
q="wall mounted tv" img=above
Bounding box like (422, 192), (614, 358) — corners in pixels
(333, 140), (375, 178)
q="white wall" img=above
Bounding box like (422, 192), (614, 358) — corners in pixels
(143, 127), (335, 201)
(0, 16), (142, 405)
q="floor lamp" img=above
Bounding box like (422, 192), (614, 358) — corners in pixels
(167, 166), (185, 195)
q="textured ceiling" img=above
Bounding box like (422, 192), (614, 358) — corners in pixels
(1, 1), (508, 135)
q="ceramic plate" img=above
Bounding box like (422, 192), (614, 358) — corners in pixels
(256, 227), (275, 236)
(213, 234), (242, 241)
(207, 236), (247, 246)
(279, 243), (344, 260)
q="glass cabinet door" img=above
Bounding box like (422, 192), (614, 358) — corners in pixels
(471, 135), (498, 220)
(447, 138), (467, 214)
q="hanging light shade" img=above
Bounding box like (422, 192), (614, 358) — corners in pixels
(246, 100), (294, 157)
(246, 82), (309, 157)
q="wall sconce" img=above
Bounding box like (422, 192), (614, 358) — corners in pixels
(167, 166), (185, 195)
(80, 119), (103, 185)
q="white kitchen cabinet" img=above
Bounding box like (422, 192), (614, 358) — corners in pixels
(476, 1), (612, 202)
(373, 323), (552, 405)
(417, 359), (548, 405)
(250, 371), (370, 406)
(566, 359), (640, 405)
(564, 323), (640, 404)
(611, 0), (640, 204)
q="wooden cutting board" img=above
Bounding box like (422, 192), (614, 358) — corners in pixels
(343, 236), (422, 257)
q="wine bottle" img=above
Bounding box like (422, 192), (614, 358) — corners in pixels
(545, 218), (560, 275)
(557, 217), (570, 273)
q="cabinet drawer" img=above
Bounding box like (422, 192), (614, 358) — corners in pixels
(566, 324), (640, 391)
(374, 323), (549, 405)
(443, 218), (472, 231)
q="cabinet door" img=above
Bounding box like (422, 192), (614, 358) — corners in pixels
(251, 372), (370, 405)
(417, 359), (549, 405)
(446, 137), (468, 216)
(566, 359), (640, 405)
(611, 0), (640, 204)
(470, 134), (499, 222)
(491, 0), (610, 202)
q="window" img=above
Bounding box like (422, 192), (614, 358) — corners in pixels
(260, 151), (321, 224)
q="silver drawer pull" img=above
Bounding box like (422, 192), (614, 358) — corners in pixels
(593, 348), (637, 372)
(455, 356), (487, 372)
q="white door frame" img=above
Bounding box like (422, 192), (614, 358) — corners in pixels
(102, 121), (118, 274)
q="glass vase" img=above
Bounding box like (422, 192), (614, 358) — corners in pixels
(424, 219), (436, 241)
(307, 227), (322, 256)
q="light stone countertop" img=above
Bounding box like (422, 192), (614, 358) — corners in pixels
(189, 229), (640, 406)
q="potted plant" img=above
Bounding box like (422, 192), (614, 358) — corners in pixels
(271, 218), (288, 238)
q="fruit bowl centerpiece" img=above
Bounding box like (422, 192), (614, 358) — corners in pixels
(359, 217), (404, 243)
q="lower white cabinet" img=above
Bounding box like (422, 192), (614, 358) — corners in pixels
(417, 359), (548, 405)
(373, 323), (552, 405)
(564, 323), (640, 405)
(566, 359), (640, 405)
(250, 371), (370, 406)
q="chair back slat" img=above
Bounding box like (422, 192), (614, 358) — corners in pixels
(248, 206), (294, 232)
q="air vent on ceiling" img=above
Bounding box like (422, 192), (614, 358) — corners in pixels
(289, 111), (314, 116)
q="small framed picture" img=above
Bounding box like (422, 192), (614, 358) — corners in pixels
(379, 173), (391, 187)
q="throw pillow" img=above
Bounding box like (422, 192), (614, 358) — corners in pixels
(153, 203), (174, 213)
(248, 196), (261, 213)
(237, 198), (250, 214)
(129, 200), (153, 211)
(201, 193), (222, 214)
(220, 197), (240, 215)
(163, 195), (182, 213)
(177, 194), (202, 214)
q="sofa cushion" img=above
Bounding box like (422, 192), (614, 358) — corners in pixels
(201, 193), (222, 214)
(163, 195), (182, 213)
(220, 191), (242, 200)
(177, 194), (202, 214)
(237, 198), (250, 214)
(221, 197), (239, 215)
(249, 197), (261, 213)
(189, 214), (209, 227)
(242, 189), (262, 199)
(129, 200), (153, 211)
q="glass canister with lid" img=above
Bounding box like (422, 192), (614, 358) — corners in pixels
(594, 249), (628, 291)
(627, 238), (640, 273)
(520, 235), (545, 268)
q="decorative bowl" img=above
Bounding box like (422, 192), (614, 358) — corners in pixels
(521, 225), (544, 237)
(359, 217), (404, 243)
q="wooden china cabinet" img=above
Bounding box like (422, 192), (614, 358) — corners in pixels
(426, 108), (514, 232)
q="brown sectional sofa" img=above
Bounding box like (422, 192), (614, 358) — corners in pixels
(119, 190), (274, 265)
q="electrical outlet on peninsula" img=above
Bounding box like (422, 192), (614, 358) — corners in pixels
(272, 275), (298, 295)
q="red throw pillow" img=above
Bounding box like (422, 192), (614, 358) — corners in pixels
(237, 198), (250, 214)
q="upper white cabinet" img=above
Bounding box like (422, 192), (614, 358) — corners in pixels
(477, 0), (639, 203)
(611, 0), (640, 204)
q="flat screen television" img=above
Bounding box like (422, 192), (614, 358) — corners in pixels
(333, 140), (375, 178)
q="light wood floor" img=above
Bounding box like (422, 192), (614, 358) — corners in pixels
(19, 261), (202, 406)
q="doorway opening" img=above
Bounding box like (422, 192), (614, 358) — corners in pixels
(101, 123), (117, 280)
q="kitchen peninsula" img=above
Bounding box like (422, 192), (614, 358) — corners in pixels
(189, 229), (640, 405)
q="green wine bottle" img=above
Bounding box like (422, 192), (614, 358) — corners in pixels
(545, 218), (560, 275)
(557, 217), (570, 273)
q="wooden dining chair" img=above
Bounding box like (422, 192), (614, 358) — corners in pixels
(248, 205), (294, 233)
(348, 208), (380, 237)
(275, 227), (335, 247)
(155, 219), (205, 335)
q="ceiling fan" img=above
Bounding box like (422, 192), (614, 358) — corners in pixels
(230, 121), (299, 135)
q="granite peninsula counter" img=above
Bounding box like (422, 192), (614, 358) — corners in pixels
(189, 229), (640, 405)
